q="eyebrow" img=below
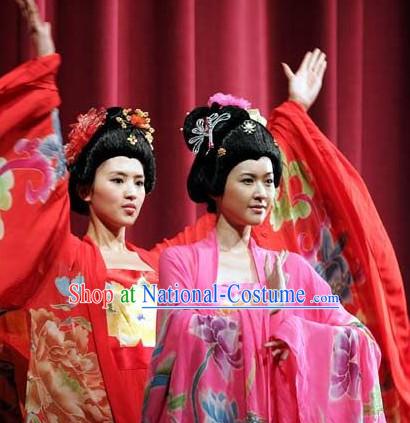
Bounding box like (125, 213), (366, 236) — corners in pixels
(240, 172), (273, 177)
(108, 171), (145, 178)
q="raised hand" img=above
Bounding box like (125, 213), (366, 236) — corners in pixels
(264, 250), (288, 292)
(282, 48), (327, 111)
(15, 0), (55, 56)
(263, 250), (290, 362)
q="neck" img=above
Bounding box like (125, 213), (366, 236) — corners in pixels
(86, 214), (127, 252)
(215, 214), (251, 252)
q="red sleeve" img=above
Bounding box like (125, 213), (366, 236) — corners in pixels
(262, 100), (410, 408)
(0, 54), (72, 310)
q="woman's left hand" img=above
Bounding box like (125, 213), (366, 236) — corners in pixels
(263, 251), (290, 362)
(264, 250), (288, 291)
(282, 48), (327, 111)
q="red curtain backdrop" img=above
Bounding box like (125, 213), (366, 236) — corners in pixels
(1, 0), (409, 305)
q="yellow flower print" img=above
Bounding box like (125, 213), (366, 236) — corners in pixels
(0, 158), (14, 239)
(270, 153), (314, 231)
(106, 275), (157, 347)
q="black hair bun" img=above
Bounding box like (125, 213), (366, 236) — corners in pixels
(183, 104), (250, 155)
(100, 107), (125, 130)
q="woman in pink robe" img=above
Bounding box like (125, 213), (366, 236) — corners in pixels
(143, 85), (386, 421)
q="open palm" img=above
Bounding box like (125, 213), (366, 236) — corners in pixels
(15, 0), (55, 56)
(282, 48), (327, 111)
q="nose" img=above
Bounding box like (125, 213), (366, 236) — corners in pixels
(124, 181), (137, 200)
(254, 181), (268, 200)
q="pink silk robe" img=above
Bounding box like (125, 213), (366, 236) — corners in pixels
(143, 231), (386, 422)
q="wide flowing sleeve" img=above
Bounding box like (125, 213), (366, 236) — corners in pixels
(0, 54), (71, 310)
(270, 252), (385, 422)
(260, 100), (410, 411)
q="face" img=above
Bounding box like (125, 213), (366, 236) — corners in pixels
(84, 156), (146, 229)
(215, 157), (275, 228)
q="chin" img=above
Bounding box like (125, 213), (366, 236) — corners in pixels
(249, 219), (264, 226)
(247, 213), (266, 226)
(118, 216), (139, 227)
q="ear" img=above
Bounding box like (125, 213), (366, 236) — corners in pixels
(210, 194), (222, 211)
(209, 192), (222, 202)
(78, 184), (92, 203)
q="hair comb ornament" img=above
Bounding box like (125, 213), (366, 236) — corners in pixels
(65, 107), (155, 165)
(188, 112), (231, 154)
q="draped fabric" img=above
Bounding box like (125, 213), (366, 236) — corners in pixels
(1, 0), (410, 421)
(143, 232), (385, 422)
(265, 102), (410, 421)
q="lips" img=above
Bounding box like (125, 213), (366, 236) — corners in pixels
(249, 204), (266, 210)
(249, 204), (267, 214)
(122, 203), (137, 213)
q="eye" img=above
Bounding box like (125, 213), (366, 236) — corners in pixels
(241, 178), (254, 185)
(111, 178), (124, 184)
(265, 178), (274, 185)
(135, 180), (145, 187)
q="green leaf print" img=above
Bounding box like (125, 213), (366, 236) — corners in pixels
(167, 393), (187, 411)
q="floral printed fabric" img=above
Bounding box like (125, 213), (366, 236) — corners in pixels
(330, 327), (360, 400)
(190, 314), (243, 380)
(266, 101), (410, 418)
(143, 233), (386, 422)
(26, 308), (113, 422)
(106, 274), (157, 348)
(0, 157), (14, 239)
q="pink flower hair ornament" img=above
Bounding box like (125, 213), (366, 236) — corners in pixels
(207, 92), (267, 127)
(207, 92), (251, 110)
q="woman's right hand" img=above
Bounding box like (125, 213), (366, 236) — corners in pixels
(15, 0), (55, 57)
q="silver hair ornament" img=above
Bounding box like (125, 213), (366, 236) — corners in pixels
(188, 112), (231, 154)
